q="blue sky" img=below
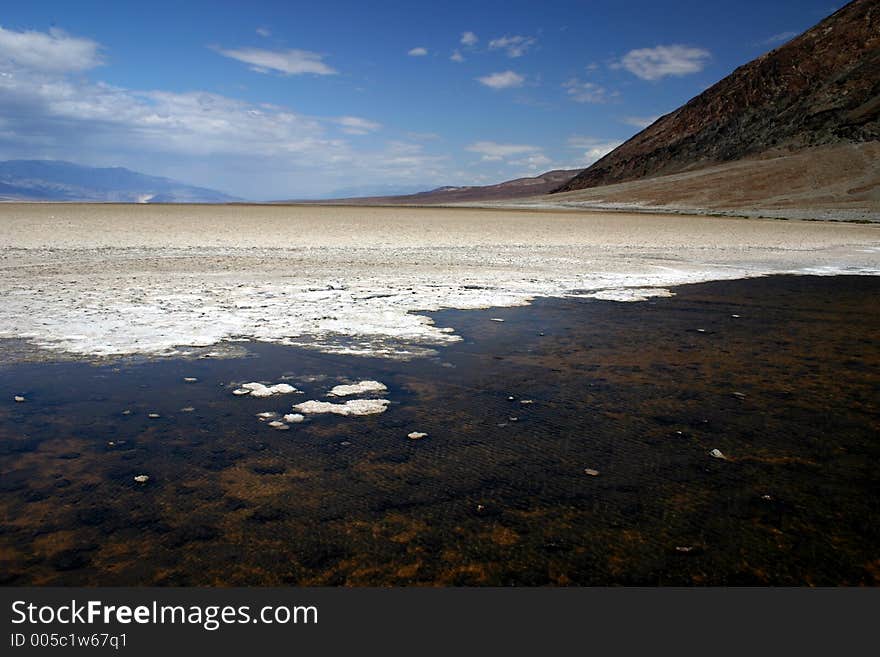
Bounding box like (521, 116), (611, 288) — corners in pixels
(0, 0), (844, 199)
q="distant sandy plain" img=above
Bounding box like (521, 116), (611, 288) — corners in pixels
(1, 203), (879, 361)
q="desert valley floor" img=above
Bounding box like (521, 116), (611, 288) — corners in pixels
(1, 204), (879, 584)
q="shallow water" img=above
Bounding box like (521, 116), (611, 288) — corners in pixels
(1, 275), (878, 585)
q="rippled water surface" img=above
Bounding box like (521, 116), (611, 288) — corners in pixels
(1, 275), (878, 585)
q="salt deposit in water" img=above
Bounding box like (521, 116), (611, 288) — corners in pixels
(293, 399), (391, 416)
(233, 382), (300, 397)
(327, 380), (387, 397)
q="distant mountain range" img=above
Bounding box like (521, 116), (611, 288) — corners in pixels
(300, 169), (583, 205)
(0, 160), (240, 203)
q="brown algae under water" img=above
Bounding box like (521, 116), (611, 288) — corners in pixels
(0, 274), (878, 586)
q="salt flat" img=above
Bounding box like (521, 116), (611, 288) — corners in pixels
(1, 203), (878, 361)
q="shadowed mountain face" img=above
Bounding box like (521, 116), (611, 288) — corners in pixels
(0, 160), (239, 203)
(555, 0), (879, 193)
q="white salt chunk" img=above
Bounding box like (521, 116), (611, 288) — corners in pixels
(328, 380), (387, 397)
(240, 382), (300, 397)
(293, 399), (390, 416)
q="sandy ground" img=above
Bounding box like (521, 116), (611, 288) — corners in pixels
(477, 143), (880, 222)
(1, 203), (878, 360)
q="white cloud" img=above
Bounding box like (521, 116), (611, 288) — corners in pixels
(621, 115), (660, 129)
(0, 31), (445, 196)
(405, 131), (441, 141)
(477, 70), (524, 89)
(0, 64), (447, 195)
(616, 45), (710, 80)
(760, 31), (797, 46)
(336, 116), (382, 135)
(213, 46), (337, 75)
(509, 153), (552, 170)
(461, 31), (478, 47)
(408, 47), (428, 56)
(488, 35), (536, 58)
(450, 50), (465, 63)
(466, 141), (540, 161)
(256, 27), (271, 38)
(0, 26), (504, 198)
(566, 136), (622, 164)
(562, 78), (612, 104)
(0, 26), (102, 73)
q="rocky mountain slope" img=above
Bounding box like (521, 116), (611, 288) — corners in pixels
(495, 142), (879, 222)
(555, 0), (879, 193)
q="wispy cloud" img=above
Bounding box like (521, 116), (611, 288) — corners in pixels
(0, 26), (102, 73)
(213, 46), (337, 75)
(336, 116), (382, 135)
(450, 50), (465, 63)
(488, 35), (536, 58)
(567, 136), (622, 164)
(614, 44), (710, 80)
(477, 70), (524, 89)
(758, 30), (798, 46)
(620, 115), (660, 129)
(460, 31), (478, 47)
(406, 131), (441, 141)
(407, 47), (428, 56)
(256, 27), (271, 38)
(466, 141), (540, 161)
(562, 78), (613, 104)
(0, 26), (451, 198)
(509, 153), (552, 170)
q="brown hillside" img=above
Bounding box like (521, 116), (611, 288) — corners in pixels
(555, 0), (879, 193)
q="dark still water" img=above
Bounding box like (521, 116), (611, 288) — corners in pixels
(1, 275), (878, 586)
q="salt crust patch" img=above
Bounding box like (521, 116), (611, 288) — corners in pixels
(328, 380), (387, 396)
(293, 399), (390, 416)
(235, 382), (299, 397)
(580, 288), (675, 302)
(2, 237), (878, 361)
(0, 264), (746, 359)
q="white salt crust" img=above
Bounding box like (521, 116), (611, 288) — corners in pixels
(292, 399), (391, 416)
(1, 206), (878, 361)
(327, 380), (387, 396)
(233, 382), (299, 397)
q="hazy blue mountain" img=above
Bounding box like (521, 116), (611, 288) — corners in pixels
(300, 182), (435, 200)
(0, 160), (240, 203)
